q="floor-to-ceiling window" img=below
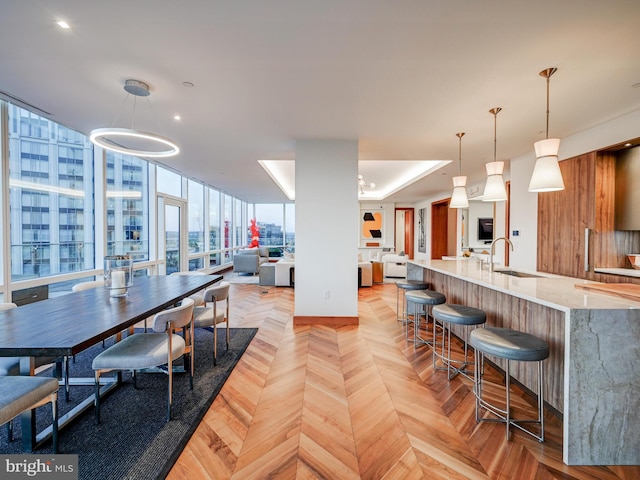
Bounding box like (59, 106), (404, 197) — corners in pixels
(8, 104), (95, 280)
(0, 100), (251, 302)
(187, 179), (205, 270)
(208, 187), (221, 268)
(223, 194), (233, 263)
(106, 151), (149, 261)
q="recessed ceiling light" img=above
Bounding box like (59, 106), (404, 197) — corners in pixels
(56, 20), (70, 29)
(625, 143), (632, 147)
(174, 115), (181, 121)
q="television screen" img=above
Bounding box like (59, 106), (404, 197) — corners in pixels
(478, 217), (493, 241)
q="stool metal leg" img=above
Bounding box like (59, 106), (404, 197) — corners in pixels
(473, 351), (546, 442)
(505, 360), (511, 440)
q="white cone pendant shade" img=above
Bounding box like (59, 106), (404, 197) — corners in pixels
(529, 138), (564, 192)
(483, 108), (507, 202)
(528, 67), (564, 192)
(450, 175), (469, 208)
(449, 132), (469, 208)
(483, 161), (507, 202)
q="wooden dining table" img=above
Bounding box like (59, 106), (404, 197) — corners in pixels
(0, 273), (222, 452)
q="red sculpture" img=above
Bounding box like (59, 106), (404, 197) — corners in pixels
(249, 218), (260, 248)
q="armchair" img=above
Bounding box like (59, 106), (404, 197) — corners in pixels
(382, 253), (407, 278)
(233, 248), (268, 274)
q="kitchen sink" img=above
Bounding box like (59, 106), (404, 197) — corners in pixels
(493, 269), (543, 278)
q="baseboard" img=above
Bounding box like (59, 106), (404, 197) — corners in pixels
(293, 316), (359, 326)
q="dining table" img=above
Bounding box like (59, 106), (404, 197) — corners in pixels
(0, 273), (223, 452)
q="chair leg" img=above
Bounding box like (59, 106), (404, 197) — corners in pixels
(64, 356), (70, 402)
(213, 324), (218, 366)
(226, 322), (230, 350)
(167, 363), (173, 421)
(51, 392), (58, 454)
(94, 371), (101, 425)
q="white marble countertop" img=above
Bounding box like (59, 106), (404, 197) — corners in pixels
(408, 259), (640, 312)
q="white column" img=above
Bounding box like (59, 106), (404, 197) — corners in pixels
(294, 139), (358, 321)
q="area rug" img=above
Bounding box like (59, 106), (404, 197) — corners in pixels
(0, 327), (257, 480)
(225, 272), (260, 284)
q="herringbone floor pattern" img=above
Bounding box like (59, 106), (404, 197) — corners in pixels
(168, 281), (639, 479)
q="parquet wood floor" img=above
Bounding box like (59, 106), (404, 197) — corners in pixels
(168, 281), (639, 479)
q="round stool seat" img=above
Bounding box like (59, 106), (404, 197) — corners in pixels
(406, 289), (446, 306)
(433, 304), (486, 326)
(470, 327), (549, 362)
(396, 280), (429, 291)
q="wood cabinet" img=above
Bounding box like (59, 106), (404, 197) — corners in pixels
(537, 150), (640, 282)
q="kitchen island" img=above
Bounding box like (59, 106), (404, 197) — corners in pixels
(408, 258), (640, 466)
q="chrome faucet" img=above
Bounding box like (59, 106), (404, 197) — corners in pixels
(489, 237), (513, 272)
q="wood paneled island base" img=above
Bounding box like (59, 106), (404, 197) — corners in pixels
(408, 259), (640, 466)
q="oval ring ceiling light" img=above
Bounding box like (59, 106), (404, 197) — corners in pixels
(90, 80), (179, 158)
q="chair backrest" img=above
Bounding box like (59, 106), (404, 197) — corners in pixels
(203, 282), (230, 303)
(0, 302), (17, 312)
(152, 297), (195, 332)
(72, 280), (105, 292)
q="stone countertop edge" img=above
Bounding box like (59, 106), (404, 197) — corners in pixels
(408, 259), (640, 311)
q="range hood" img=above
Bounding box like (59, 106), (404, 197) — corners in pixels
(615, 146), (640, 230)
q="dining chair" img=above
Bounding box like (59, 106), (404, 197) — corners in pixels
(92, 297), (195, 423)
(1, 302), (62, 442)
(192, 282), (230, 366)
(170, 271), (206, 306)
(71, 280), (105, 292)
(0, 376), (59, 453)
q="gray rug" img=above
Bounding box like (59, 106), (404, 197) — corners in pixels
(0, 327), (257, 480)
(225, 273), (260, 284)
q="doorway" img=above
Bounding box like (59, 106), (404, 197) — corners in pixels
(431, 199), (457, 259)
(394, 208), (414, 258)
(157, 196), (187, 275)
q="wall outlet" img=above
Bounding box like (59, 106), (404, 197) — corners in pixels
(323, 290), (330, 299)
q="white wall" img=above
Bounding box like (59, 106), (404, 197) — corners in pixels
(295, 139), (358, 317)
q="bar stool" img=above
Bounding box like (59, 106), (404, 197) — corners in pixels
(405, 290), (445, 348)
(395, 280), (429, 325)
(432, 304), (486, 380)
(469, 327), (549, 442)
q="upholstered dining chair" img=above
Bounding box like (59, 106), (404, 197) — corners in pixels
(92, 297), (195, 423)
(71, 279), (105, 292)
(0, 302), (61, 442)
(0, 376), (59, 453)
(170, 271), (206, 306)
(192, 282), (230, 366)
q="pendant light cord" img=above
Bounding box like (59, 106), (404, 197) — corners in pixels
(540, 67), (557, 140)
(489, 107), (501, 162)
(456, 132), (465, 175)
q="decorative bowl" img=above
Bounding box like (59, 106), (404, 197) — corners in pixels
(627, 254), (640, 270)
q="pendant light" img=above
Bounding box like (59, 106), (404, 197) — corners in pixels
(528, 67), (564, 192)
(449, 132), (469, 208)
(90, 79), (180, 158)
(482, 107), (507, 202)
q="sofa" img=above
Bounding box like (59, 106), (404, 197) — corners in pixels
(233, 247), (269, 274)
(382, 253), (407, 278)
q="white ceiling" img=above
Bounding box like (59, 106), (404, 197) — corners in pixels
(1, 1), (639, 204)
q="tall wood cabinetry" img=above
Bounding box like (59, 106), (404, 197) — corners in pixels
(537, 149), (640, 283)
